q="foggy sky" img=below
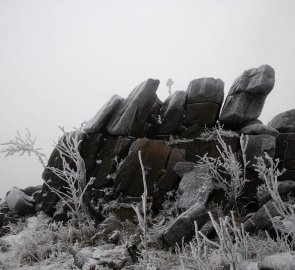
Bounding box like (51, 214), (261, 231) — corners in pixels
(1, 0), (295, 199)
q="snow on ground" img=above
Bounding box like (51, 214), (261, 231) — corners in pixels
(0, 215), (73, 270)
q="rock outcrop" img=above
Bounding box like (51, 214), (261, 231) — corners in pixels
(220, 65), (275, 130)
(106, 79), (160, 137)
(7, 64), (295, 253)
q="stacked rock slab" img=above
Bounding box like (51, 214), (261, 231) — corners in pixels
(182, 78), (224, 137)
(82, 95), (124, 134)
(269, 110), (295, 180)
(220, 65), (275, 130)
(157, 91), (187, 135)
(106, 78), (160, 137)
(114, 138), (185, 197)
(80, 134), (132, 191)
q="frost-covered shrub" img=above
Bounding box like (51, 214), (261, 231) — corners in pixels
(198, 126), (249, 216)
(15, 214), (71, 265)
(254, 153), (295, 250)
(0, 128), (98, 240)
(198, 122), (239, 142)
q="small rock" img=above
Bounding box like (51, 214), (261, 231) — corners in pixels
(5, 187), (35, 216)
(173, 161), (196, 178)
(243, 200), (279, 234)
(162, 202), (207, 247)
(259, 251), (295, 270)
(240, 124), (279, 137)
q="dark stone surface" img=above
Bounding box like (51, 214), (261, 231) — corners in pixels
(220, 65), (275, 130)
(106, 79), (160, 137)
(83, 95), (124, 134)
(275, 133), (295, 170)
(184, 102), (220, 127)
(244, 200), (279, 234)
(278, 170), (295, 181)
(186, 78), (224, 104)
(37, 132), (80, 214)
(22, 185), (43, 197)
(173, 161), (196, 178)
(162, 202), (207, 247)
(177, 166), (213, 210)
(80, 133), (132, 190)
(157, 147), (186, 191)
(268, 109), (295, 133)
(114, 138), (183, 196)
(180, 124), (205, 139)
(257, 180), (295, 208)
(172, 137), (240, 163)
(157, 91), (187, 135)
(245, 134), (276, 167)
(240, 124), (279, 137)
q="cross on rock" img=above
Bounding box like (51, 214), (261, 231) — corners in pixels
(166, 78), (174, 95)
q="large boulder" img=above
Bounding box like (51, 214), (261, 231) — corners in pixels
(245, 134), (276, 167)
(114, 138), (185, 196)
(186, 77), (224, 104)
(5, 187), (35, 216)
(106, 79), (160, 137)
(220, 65), (275, 130)
(83, 95), (124, 134)
(268, 109), (295, 133)
(184, 78), (224, 128)
(162, 202), (207, 247)
(80, 134), (132, 190)
(157, 91), (187, 135)
(177, 166), (213, 210)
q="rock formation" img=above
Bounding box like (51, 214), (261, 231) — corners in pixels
(2, 64), (295, 270)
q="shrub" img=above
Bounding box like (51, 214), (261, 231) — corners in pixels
(197, 125), (249, 216)
(14, 214), (71, 266)
(0, 127), (97, 240)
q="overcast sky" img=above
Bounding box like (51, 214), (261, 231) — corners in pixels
(0, 0), (295, 199)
